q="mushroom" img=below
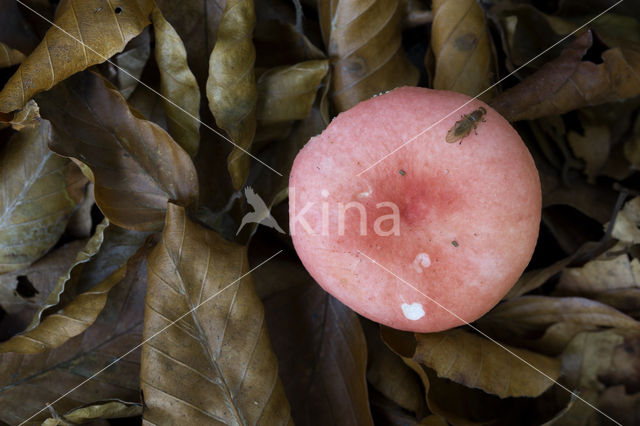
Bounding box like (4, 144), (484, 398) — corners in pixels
(289, 87), (541, 332)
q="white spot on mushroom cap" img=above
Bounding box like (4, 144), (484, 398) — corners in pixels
(321, 189), (329, 197)
(401, 303), (425, 320)
(412, 253), (431, 273)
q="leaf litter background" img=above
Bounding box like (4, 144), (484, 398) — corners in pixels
(0, 0), (640, 424)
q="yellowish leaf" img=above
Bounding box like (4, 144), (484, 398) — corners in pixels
(257, 60), (330, 125)
(0, 0), (154, 112)
(142, 203), (293, 424)
(609, 196), (640, 244)
(430, 0), (494, 100)
(46, 400), (143, 424)
(206, 0), (257, 189)
(37, 71), (198, 231)
(0, 120), (75, 273)
(318, 0), (419, 112)
(413, 328), (560, 398)
(151, 6), (200, 157)
(0, 41), (25, 67)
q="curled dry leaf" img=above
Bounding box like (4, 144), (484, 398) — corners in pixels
(490, 30), (640, 122)
(42, 399), (143, 425)
(152, 6), (201, 157)
(556, 253), (640, 296)
(257, 60), (330, 125)
(413, 328), (560, 398)
(0, 240), (150, 424)
(37, 71), (198, 231)
(480, 296), (640, 334)
(0, 0), (154, 113)
(207, 0), (257, 189)
(0, 41), (25, 67)
(257, 255), (374, 426)
(318, 0), (419, 112)
(0, 120), (75, 273)
(430, 0), (494, 100)
(113, 28), (151, 99)
(609, 196), (640, 244)
(142, 203), (293, 425)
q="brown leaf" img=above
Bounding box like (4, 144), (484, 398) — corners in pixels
(257, 255), (374, 426)
(254, 20), (326, 68)
(43, 399), (143, 424)
(413, 328), (560, 398)
(490, 30), (640, 122)
(37, 71), (198, 231)
(430, 0), (494, 100)
(257, 60), (329, 125)
(609, 196), (640, 244)
(556, 253), (640, 296)
(0, 41), (25, 67)
(597, 385), (640, 426)
(318, 0), (419, 112)
(151, 6), (200, 157)
(0, 0), (154, 112)
(154, 0), (225, 90)
(480, 296), (640, 335)
(567, 119), (611, 184)
(142, 203), (293, 425)
(0, 0), (40, 54)
(0, 240), (150, 424)
(0, 120), (75, 273)
(206, 0), (257, 189)
(600, 334), (640, 392)
(112, 28), (151, 99)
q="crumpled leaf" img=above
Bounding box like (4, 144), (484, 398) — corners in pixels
(42, 399), (142, 425)
(556, 253), (640, 296)
(430, 0), (494, 100)
(0, 240), (150, 424)
(0, 0), (154, 112)
(256, 60), (329, 125)
(600, 334), (640, 391)
(256, 252), (374, 425)
(0, 41), (25, 67)
(206, 0), (257, 189)
(609, 196), (640, 244)
(490, 30), (640, 122)
(151, 6), (200, 157)
(37, 71), (198, 231)
(0, 120), (75, 273)
(413, 328), (560, 398)
(0, 220), (110, 353)
(142, 203), (293, 425)
(113, 28), (151, 99)
(479, 296), (640, 336)
(318, 0), (419, 112)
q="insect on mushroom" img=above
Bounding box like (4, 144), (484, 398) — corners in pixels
(446, 106), (487, 143)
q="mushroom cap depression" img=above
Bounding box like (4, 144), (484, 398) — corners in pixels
(289, 87), (541, 332)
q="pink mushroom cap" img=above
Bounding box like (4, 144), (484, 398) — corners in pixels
(289, 87), (541, 332)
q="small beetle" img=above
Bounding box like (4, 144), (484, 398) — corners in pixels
(446, 106), (487, 144)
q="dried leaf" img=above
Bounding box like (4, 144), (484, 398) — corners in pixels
(0, 41), (25, 67)
(556, 253), (640, 296)
(430, 0), (494, 100)
(413, 328), (560, 398)
(600, 334), (640, 391)
(113, 28), (151, 99)
(256, 60), (329, 125)
(490, 30), (640, 122)
(142, 203), (293, 425)
(258, 255), (374, 426)
(43, 399), (142, 424)
(37, 71), (198, 231)
(610, 196), (640, 244)
(0, 0), (154, 112)
(0, 120), (75, 273)
(151, 6), (200, 157)
(206, 0), (257, 189)
(254, 20), (325, 68)
(480, 296), (640, 334)
(597, 385), (640, 426)
(0, 0), (40, 54)
(567, 120), (611, 184)
(0, 241), (150, 424)
(318, 0), (419, 112)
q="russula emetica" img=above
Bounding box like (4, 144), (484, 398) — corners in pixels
(289, 87), (541, 332)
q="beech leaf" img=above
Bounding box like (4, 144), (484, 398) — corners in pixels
(0, 41), (25, 67)
(413, 328), (560, 398)
(37, 71), (198, 231)
(141, 203), (293, 425)
(206, 0), (257, 189)
(430, 0), (494, 100)
(151, 6), (200, 157)
(318, 0), (419, 112)
(0, 0), (154, 112)
(43, 399), (143, 424)
(0, 120), (75, 273)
